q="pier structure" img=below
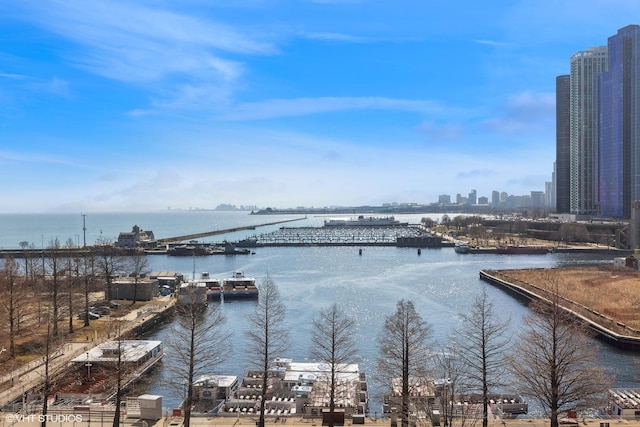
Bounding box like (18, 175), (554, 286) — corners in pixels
(156, 217), (306, 244)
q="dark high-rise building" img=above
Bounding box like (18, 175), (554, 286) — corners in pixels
(598, 25), (640, 218)
(556, 74), (571, 213)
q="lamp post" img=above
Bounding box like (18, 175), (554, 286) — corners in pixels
(85, 352), (92, 379)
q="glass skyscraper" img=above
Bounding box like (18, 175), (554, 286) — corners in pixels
(598, 25), (640, 218)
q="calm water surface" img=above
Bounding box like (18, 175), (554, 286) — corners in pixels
(0, 212), (634, 413)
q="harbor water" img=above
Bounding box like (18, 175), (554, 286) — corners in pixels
(0, 211), (637, 414)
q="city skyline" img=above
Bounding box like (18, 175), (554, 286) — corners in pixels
(0, 1), (637, 213)
(558, 24), (640, 219)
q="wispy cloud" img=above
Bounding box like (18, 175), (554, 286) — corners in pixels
(416, 120), (464, 141)
(304, 32), (375, 43)
(480, 91), (555, 134)
(473, 39), (513, 48)
(217, 96), (452, 121)
(10, 1), (276, 108)
(457, 169), (498, 179)
(0, 72), (32, 80)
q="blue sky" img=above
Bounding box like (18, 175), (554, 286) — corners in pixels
(0, 0), (637, 213)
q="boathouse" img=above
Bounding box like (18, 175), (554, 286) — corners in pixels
(117, 225), (157, 249)
(110, 276), (159, 301)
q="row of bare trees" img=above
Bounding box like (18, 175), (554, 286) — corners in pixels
(166, 273), (610, 427)
(379, 289), (611, 427)
(0, 237), (149, 362)
(1, 248), (613, 427)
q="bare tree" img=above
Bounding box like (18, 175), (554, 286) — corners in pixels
(93, 237), (126, 301)
(377, 300), (431, 427)
(246, 274), (289, 427)
(451, 289), (510, 427)
(430, 347), (471, 427)
(45, 238), (63, 337)
(64, 239), (80, 334)
(0, 257), (25, 358)
(310, 303), (358, 427)
(111, 322), (125, 427)
(81, 252), (95, 327)
(38, 309), (58, 427)
(168, 294), (230, 427)
(509, 289), (611, 427)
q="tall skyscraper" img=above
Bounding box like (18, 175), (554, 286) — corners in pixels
(468, 189), (477, 205)
(569, 46), (608, 215)
(598, 25), (640, 218)
(556, 75), (571, 213)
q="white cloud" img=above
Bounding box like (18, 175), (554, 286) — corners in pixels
(9, 0), (276, 108)
(217, 96), (452, 121)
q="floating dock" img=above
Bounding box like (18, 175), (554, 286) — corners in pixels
(237, 226), (445, 248)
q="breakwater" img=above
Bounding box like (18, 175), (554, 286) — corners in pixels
(479, 269), (640, 351)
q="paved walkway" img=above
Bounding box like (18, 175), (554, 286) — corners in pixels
(0, 296), (174, 409)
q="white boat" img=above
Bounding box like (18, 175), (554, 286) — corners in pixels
(197, 272), (223, 299)
(55, 340), (164, 400)
(222, 271), (259, 300)
(323, 215), (408, 227)
(178, 281), (208, 305)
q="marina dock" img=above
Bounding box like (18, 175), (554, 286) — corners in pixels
(237, 226), (446, 247)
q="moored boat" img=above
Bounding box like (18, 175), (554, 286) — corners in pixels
(496, 245), (549, 255)
(178, 281), (208, 305)
(53, 340), (164, 401)
(167, 244), (213, 256)
(222, 271), (259, 299)
(454, 242), (470, 254)
(324, 215), (408, 227)
(197, 272), (223, 299)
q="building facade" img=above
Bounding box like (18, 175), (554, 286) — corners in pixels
(598, 25), (640, 218)
(569, 47), (608, 215)
(556, 75), (571, 213)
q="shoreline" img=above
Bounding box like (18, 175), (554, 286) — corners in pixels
(480, 269), (640, 351)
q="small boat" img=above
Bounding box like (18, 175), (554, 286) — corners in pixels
(196, 272), (223, 299)
(222, 271), (259, 300)
(454, 243), (470, 254)
(167, 244), (213, 256)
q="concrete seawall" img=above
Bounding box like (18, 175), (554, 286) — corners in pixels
(479, 269), (640, 351)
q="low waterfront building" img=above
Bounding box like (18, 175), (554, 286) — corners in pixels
(117, 225), (157, 249)
(110, 276), (159, 301)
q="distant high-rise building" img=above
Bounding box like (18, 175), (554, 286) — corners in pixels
(598, 25), (640, 218)
(531, 191), (545, 207)
(438, 194), (451, 204)
(468, 189), (477, 205)
(556, 75), (571, 213)
(545, 181), (554, 207)
(569, 46), (608, 215)
(491, 190), (500, 208)
(456, 193), (463, 204)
